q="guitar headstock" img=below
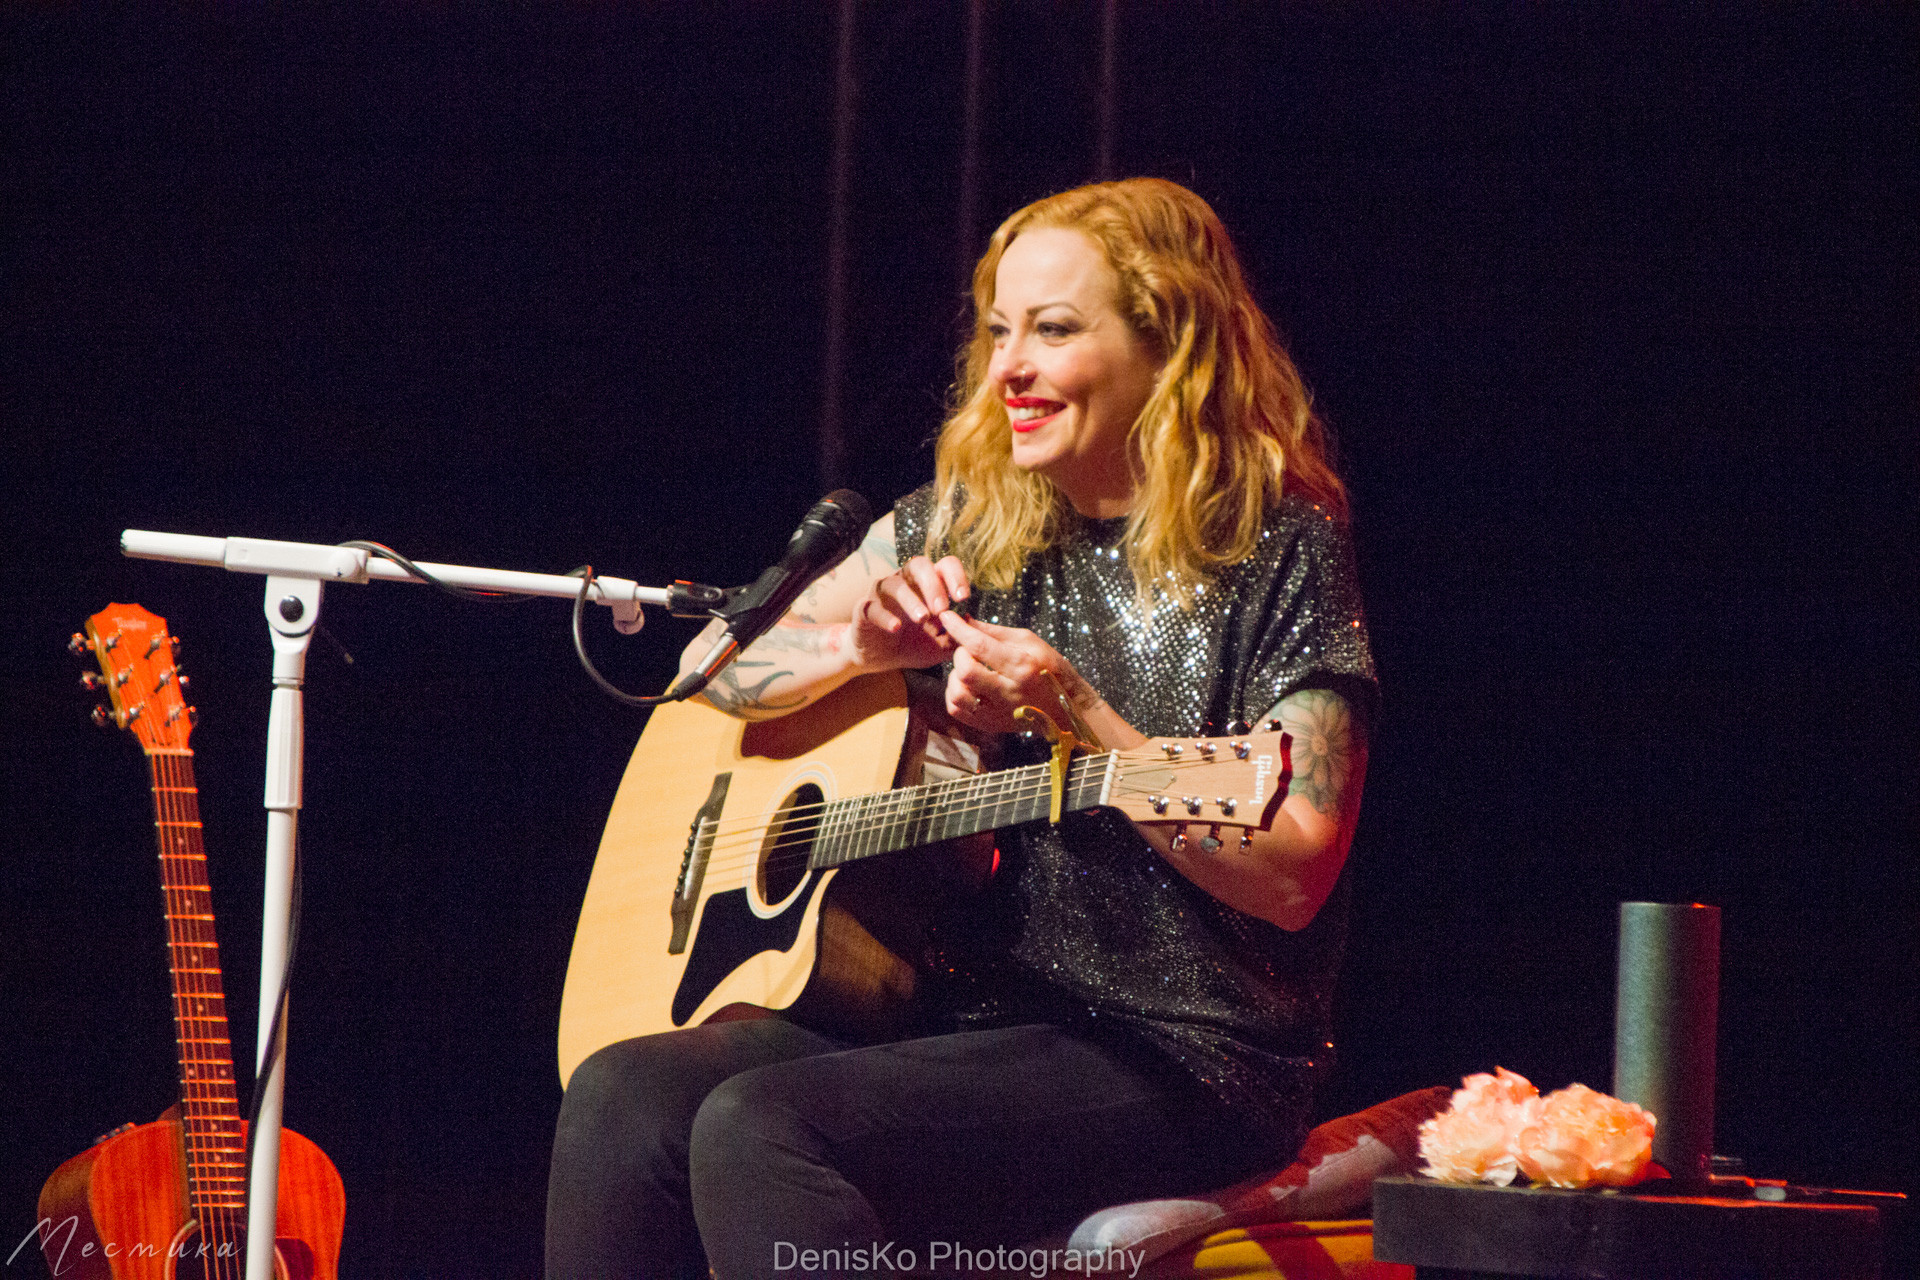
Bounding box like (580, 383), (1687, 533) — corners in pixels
(72, 602), (195, 754)
(1107, 729), (1292, 832)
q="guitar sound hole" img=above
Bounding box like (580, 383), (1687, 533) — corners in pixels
(163, 1218), (310, 1280)
(759, 783), (823, 907)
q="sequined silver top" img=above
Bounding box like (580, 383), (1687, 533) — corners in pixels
(894, 484), (1378, 1146)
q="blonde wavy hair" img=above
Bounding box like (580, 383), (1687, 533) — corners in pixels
(928, 178), (1345, 605)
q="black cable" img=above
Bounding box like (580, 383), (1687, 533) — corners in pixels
(568, 566), (680, 708)
(337, 540), (543, 603)
(241, 825), (302, 1213)
(339, 540), (692, 708)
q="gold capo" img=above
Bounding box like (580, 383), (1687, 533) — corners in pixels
(1013, 670), (1100, 824)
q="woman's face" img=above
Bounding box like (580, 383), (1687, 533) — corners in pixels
(986, 227), (1161, 517)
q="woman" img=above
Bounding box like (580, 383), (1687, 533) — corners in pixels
(546, 178), (1375, 1279)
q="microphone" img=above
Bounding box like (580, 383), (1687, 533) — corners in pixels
(668, 490), (874, 701)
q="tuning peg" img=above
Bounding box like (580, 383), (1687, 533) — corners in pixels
(68, 632), (90, 656)
(91, 705), (113, 728)
(80, 671), (105, 690)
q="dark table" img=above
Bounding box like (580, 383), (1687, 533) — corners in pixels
(1372, 1174), (1882, 1279)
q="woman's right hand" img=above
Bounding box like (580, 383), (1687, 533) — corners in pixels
(847, 554), (972, 673)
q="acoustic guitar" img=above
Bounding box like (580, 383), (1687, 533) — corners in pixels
(558, 668), (1291, 1085)
(38, 604), (344, 1280)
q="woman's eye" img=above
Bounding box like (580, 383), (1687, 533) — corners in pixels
(1038, 321), (1075, 339)
(986, 324), (1009, 341)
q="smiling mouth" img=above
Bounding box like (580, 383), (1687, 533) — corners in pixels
(1006, 399), (1063, 432)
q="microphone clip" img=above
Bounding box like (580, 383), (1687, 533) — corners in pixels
(665, 581), (740, 618)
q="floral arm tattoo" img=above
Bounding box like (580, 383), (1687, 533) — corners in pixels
(1263, 688), (1364, 818)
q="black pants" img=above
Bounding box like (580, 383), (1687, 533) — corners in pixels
(544, 1018), (1268, 1280)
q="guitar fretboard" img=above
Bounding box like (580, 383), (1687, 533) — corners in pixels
(807, 752), (1114, 869)
(149, 752), (246, 1219)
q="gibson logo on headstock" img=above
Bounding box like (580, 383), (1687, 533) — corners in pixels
(1253, 754), (1275, 802)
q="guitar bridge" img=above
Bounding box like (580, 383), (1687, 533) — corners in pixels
(670, 772), (731, 955)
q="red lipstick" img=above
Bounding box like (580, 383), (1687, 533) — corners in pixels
(1005, 397), (1063, 434)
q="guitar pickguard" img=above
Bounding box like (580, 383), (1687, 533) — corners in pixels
(671, 882), (823, 1026)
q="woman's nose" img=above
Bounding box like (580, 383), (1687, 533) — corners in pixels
(992, 346), (1035, 391)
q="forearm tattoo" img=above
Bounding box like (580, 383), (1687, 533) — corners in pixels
(701, 528), (895, 716)
(702, 659), (806, 717)
(1268, 688), (1361, 817)
(855, 529), (898, 575)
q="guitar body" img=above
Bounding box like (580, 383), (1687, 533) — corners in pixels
(557, 668), (1289, 1088)
(36, 1112), (343, 1280)
(560, 671), (949, 1084)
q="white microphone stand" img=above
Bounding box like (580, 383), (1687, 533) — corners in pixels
(120, 531), (675, 1280)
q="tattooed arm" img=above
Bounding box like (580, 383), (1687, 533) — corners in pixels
(679, 510), (972, 720)
(1133, 687), (1368, 931)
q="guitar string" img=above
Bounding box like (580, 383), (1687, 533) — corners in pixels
(688, 755), (1257, 879)
(677, 744), (1269, 846)
(159, 752), (243, 1274)
(155, 752), (230, 1273)
(695, 765), (1095, 884)
(687, 757), (1268, 887)
(695, 784), (1251, 892)
(681, 748), (1256, 852)
(154, 739), (243, 1272)
(689, 754), (1116, 869)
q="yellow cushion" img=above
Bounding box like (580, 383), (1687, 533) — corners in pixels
(1139, 1220), (1412, 1280)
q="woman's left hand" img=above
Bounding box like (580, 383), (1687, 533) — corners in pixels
(937, 611), (1128, 743)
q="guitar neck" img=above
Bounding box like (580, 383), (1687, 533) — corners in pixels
(147, 750), (247, 1220)
(807, 751), (1115, 869)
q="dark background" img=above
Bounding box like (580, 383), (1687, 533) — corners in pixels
(4, 4), (1913, 1276)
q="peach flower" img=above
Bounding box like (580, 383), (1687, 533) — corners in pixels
(1417, 1067), (1541, 1186)
(1514, 1084), (1657, 1189)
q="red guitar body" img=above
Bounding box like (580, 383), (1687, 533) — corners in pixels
(37, 1111), (343, 1280)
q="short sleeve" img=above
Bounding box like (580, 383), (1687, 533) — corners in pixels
(889, 483), (940, 566)
(1231, 504), (1378, 733)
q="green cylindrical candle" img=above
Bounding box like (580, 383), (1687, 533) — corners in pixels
(1614, 901), (1720, 1188)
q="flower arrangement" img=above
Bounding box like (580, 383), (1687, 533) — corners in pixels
(1417, 1068), (1658, 1190)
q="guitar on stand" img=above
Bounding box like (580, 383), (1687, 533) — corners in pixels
(38, 604), (344, 1280)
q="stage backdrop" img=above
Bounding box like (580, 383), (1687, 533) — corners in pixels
(4, 5), (1913, 1277)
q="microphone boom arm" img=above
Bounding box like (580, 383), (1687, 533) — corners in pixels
(122, 529), (681, 634)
